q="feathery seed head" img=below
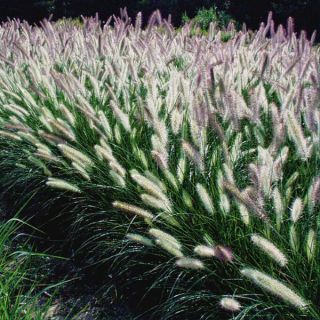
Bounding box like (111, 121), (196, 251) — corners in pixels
(149, 228), (181, 250)
(272, 187), (284, 229)
(219, 193), (230, 214)
(177, 156), (186, 183)
(151, 150), (168, 170)
(113, 201), (154, 219)
(46, 178), (81, 193)
(131, 171), (168, 201)
(182, 190), (193, 209)
(109, 99), (131, 132)
(155, 238), (184, 257)
(176, 257), (204, 270)
(251, 234), (288, 267)
(72, 162), (91, 181)
(141, 193), (172, 211)
(196, 183), (214, 214)
(94, 144), (115, 162)
(306, 229), (317, 261)
(219, 297), (241, 312)
(58, 144), (93, 168)
(49, 118), (76, 141)
(214, 245), (234, 263)
(290, 197), (303, 223)
(194, 245), (216, 257)
(286, 111), (311, 159)
(182, 140), (204, 172)
(109, 170), (126, 188)
(0, 130), (22, 141)
(289, 225), (299, 253)
(109, 161), (126, 178)
(126, 233), (154, 247)
(311, 177), (320, 204)
(222, 163), (235, 185)
(241, 268), (308, 309)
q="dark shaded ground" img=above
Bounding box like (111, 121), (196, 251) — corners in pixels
(1, 201), (135, 320)
(40, 257), (134, 320)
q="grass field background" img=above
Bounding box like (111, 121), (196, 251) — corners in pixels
(0, 10), (319, 319)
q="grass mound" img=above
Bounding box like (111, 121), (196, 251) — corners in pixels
(0, 10), (319, 319)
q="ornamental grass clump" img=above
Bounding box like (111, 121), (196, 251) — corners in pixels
(0, 9), (319, 319)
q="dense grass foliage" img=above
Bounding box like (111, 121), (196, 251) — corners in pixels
(0, 11), (319, 319)
(0, 218), (57, 319)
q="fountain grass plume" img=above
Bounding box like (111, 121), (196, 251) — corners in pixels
(241, 268), (308, 309)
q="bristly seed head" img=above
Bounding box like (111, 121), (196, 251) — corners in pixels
(182, 140), (204, 172)
(241, 268), (308, 309)
(194, 245), (216, 257)
(196, 183), (214, 214)
(176, 257), (204, 270)
(113, 201), (154, 219)
(219, 297), (241, 312)
(126, 233), (154, 247)
(46, 178), (81, 193)
(149, 228), (181, 250)
(290, 197), (303, 223)
(251, 234), (288, 267)
(214, 245), (234, 263)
